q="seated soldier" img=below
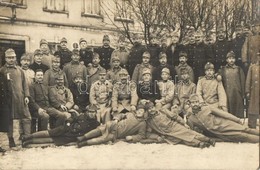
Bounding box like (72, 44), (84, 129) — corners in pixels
(77, 104), (147, 147)
(186, 94), (259, 143)
(29, 70), (70, 130)
(132, 51), (154, 83)
(111, 69), (138, 118)
(155, 68), (175, 109)
(145, 101), (215, 148)
(107, 55), (129, 84)
(172, 68), (196, 120)
(49, 74), (75, 124)
(196, 62), (227, 111)
(70, 73), (89, 112)
(89, 70), (113, 124)
(22, 105), (100, 147)
(137, 68), (160, 103)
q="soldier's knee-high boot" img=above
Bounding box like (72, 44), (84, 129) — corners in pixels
(23, 131), (49, 141)
(77, 129), (102, 142)
(195, 135), (216, 146)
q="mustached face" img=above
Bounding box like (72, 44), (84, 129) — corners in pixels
(99, 74), (106, 82)
(35, 71), (44, 82)
(103, 40), (110, 47)
(34, 54), (43, 63)
(56, 79), (64, 86)
(52, 61), (60, 69)
(226, 57), (236, 66)
(136, 108), (145, 118)
(159, 57), (167, 65)
(181, 73), (189, 80)
(205, 69), (215, 77)
(20, 59), (30, 68)
(142, 73), (151, 82)
(142, 57), (150, 64)
(147, 106), (156, 115)
(80, 41), (87, 49)
(92, 57), (100, 65)
(60, 42), (67, 49)
(179, 56), (187, 64)
(190, 100), (200, 110)
(112, 60), (120, 68)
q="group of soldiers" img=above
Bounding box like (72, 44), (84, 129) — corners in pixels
(0, 24), (259, 152)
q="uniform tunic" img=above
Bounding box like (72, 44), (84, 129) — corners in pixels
(86, 64), (106, 88)
(57, 48), (72, 69)
(79, 48), (93, 67)
(242, 34), (260, 65)
(43, 68), (68, 87)
(174, 63), (194, 82)
(70, 82), (89, 111)
(0, 65), (31, 119)
(112, 81), (138, 112)
(41, 53), (54, 69)
(29, 62), (49, 74)
(49, 86), (74, 110)
(89, 80), (113, 105)
(213, 40), (232, 71)
(219, 65), (245, 118)
(94, 46), (115, 70)
(132, 63), (154, 83)
(152, 64), (176, 82)
(166, 43), (184, 66)
(147, 44), (161, 66)
(232, 36), (246, 68)
(245, 64), (259, 115)
(22, 68), (35, 87)
(196, 76), (227, 108)
(63, 61), (88, 87)
(106, 67), (128, 84)
(157, 80), (175, 107)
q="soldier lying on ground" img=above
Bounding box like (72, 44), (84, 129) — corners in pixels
(21, 105), (100, 147)
(186, 94), (259, 143)
(145, 101), (216, 148)
(77, 104), (147, 147)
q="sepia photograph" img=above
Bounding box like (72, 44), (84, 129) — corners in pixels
(0, 0), (259, 169)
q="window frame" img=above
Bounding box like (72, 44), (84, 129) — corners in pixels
(0, 0), (27, 9)
(42, 0), (69, 15)
(81, 0), (103, 19)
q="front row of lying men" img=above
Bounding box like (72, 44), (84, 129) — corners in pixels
(22, 93), (259, 148)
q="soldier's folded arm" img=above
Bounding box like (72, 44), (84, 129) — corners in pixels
(48, 87), (62, 109)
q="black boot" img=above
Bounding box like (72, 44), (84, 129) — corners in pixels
(8, 137), (16, 148)
(0, 147), (6, 153)
(77, 140), (88, 148)
(198, 142), (208, 149)
(208, 139), (216, 147)
(77, 136), (86, 142)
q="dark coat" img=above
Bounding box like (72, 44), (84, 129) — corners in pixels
(94, 46), (115, 70)
(0, 71), (12, 132)
(166, 43), (184, 66)
(152, 64), (176, 82)
(147, 44), (161, 66)
(219, 65), (245, 118)
(232, 36), (246, 68)
(137, 81), (160, 103)
(29, 62), (49, 73)
(213, 39), (232, 71)
(57, 48), (73, 69)
(128, 43), (147, 76)
(70, 82), (89, 111)
(79, 48), (93, 67)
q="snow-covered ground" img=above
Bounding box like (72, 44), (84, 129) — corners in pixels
(0, 140), (259, 170)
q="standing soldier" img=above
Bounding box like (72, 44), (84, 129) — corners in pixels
(43, 54), (68, 87)
(155, 68), (175, 109)
(245, 52), (259, 129)
(196, 62), (227, 111)
(94, 35), (115, 70)
(111, 69), (138, 117)
(20, 53), (35, 87)
(232, 25), (246, 71)
(0, 48), (31, 147)
(29, 49), (49, 73)
(219, 51), (245, 118)
(107, 55), (128, 84)
(132, 51), (154, 83)
(166, 34), (183, 67)
(152, 52), (176, 82)
(147, 34), (161, 66)
(213, 28), (232, 71)
(204, 35), (215, 64)
(110, 35), (130, 69)
(63, 49), (88, 88)
(89, 70), (113, 124)
(79, 38), (93, 67)
(39, 39), (54, 69)
(86, 52), (106, 88)
(128, 33), (147, 76)
(57, 37), (72, 69)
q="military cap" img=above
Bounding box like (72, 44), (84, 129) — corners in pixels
(111, 55), (120, 62)
(204, 62), (214, 70)
(86, 104), (98, 112)
(103, 34), (110, 41)
(137, 104), (145, 110)
(20, 53), (31, 61)
(142, 68), (151, 75)
(118, 35), (125, 42)
(119, 69), (129, 75)
(60, 37), (67, 43)
(145, 101), (154, 110)
(99, 69), (106, 75)
(179, 51), (188, 58)
(226, 51), (235, 58)
(161, 68), (170, 75)
(72, 49), (80, 55)
(55, 74), (64, 80)
(5, 48), (16, 57)
(34, 49), (43, 56)
(159, 52), (167, 59)
(40, 39), (48, 46)
(189, 94), (199, 102)
(79, 38), (87, 44)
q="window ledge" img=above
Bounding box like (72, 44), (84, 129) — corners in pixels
(81, 13), (103, 19)
(114, 17), (134, 23)
(43, 8), (69, 15)
(0, 2), (27, 9)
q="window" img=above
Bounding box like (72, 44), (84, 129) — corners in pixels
(0, 0), (27, 8)
(81, 0), (102, 18)
(114, 0), (133, 23)
(43, 0), (68, 14)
